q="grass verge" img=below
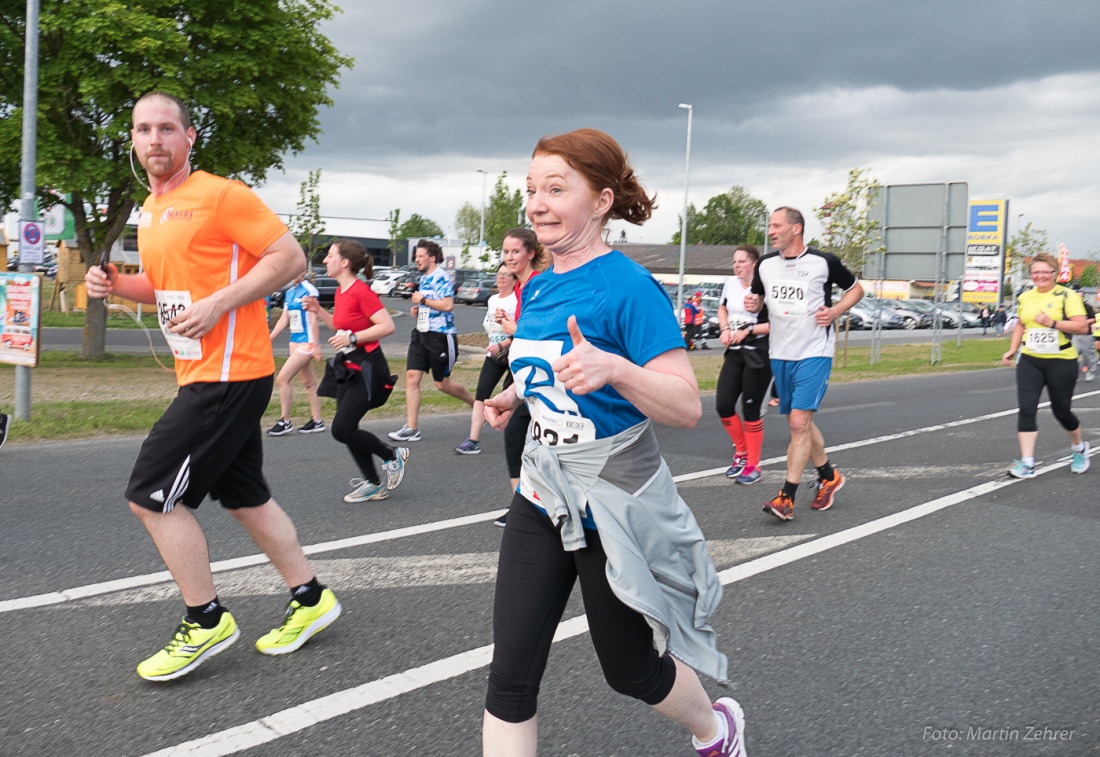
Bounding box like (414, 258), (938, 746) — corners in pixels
(1, 336), (1012, 443)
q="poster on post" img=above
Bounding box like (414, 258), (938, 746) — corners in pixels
(0, 273), (42, 367)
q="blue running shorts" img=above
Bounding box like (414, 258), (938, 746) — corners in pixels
(770, 357), (832, 413)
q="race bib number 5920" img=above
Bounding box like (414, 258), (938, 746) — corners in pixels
(770, 279), (808, 316)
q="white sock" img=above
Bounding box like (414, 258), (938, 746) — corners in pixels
(1072, 442), (1085, 453)
(691, 708), (727, 749)
(1022, 456), (1035, 466)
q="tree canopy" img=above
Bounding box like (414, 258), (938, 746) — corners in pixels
(814, 167), (884, 274)
(397, 213), (444, 240)
(671, 185), (766, 246)
(287, 169), (326, 265)
(0, 0), (352, 356)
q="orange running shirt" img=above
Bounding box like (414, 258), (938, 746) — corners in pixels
(137, 171), (287, 385)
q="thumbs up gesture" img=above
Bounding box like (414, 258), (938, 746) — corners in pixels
(552, 316), (618, 395)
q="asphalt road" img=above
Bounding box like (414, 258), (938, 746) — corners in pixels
(1, 369), (1096, 756)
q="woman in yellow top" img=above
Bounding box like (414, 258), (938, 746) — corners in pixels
(1002, 252), (1091, 478)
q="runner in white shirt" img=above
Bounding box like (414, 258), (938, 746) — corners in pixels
(745, 207), (863, 521)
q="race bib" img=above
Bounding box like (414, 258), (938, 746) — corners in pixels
(155, 289), (202, 361)
(1025, 327), (1060, 354)
(529, 396), (597, 447)
(288, 309), (305, 333)
(769, 279), (808, 317)
(416, 306), (430, 332)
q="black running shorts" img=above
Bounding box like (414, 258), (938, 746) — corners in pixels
(126, 375), (274, 512)
(406, 330), (458, 382)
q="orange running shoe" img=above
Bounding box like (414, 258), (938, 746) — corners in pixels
(811, 470), (845, 511)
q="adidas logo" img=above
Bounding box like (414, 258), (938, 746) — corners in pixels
(150, 490), (165, 503)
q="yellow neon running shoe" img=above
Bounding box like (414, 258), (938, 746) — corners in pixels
(136, 612), (239, 681)
(255, 588), (342, 655)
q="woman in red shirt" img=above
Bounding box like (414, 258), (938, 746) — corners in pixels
(307, 240), (409, 503)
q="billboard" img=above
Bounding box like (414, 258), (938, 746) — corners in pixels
(0, 273), (42, 367)
(963, 200), (1007, 304)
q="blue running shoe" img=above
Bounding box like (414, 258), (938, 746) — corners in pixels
(1007, 459), (1036, 479)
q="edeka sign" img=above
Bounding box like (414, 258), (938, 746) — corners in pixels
(966, 201), (1006, 249)
(963, 200), (1007, 305)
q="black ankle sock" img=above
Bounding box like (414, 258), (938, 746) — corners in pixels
(186, 598), (225, 629)
(291, 577), (323, 607)
(816, 461), (835, 481)
(782, 480), (799, 499)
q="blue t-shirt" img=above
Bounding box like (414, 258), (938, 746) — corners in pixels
(415, 268), (456, 334)
(510, 251), (684, 443)
(284, 280), (319, 344)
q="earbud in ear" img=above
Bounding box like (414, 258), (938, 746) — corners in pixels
(188, 138), (194, 148)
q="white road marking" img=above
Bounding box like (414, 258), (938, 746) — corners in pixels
(5, 392), (1099, 614)
(140, 453), (1087, 757)
(74, 537), (810, 609)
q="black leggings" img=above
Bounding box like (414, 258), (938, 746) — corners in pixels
(1016, 354), (1079, 433)
(485, 494), (677, 722)
(331, 356), (396, 484)
(715, 348), (772, 421)
(475, 357), (511, 402)
(503, 403), (530, 479)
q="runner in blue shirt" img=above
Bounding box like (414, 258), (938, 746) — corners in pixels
(388, 240), (475, 442)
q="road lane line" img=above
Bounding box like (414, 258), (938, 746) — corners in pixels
(138, 453), (1089, 757)
(7, 393), (1099, 614)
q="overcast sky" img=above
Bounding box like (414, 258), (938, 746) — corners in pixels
(250, 0), (1100, 258)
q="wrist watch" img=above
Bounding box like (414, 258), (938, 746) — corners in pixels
(348, 331), (358, 346)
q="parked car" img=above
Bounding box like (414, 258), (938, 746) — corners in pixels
(848, 301), (904, 329)
(941, 302), (981, 328)
(871, 299), (932, 329)
(270, 276), (340, 308)
(900, 299), (961, 329)
(371, 270), (407, 296)
(455, 278), (498, 305)
(394, 273), (423, 298)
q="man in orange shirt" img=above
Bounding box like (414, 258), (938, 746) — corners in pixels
(85, 92), (340, 681)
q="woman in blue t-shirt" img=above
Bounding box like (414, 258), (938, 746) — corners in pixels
(480, 129), (746, 757)
(267, 271), (324, 435)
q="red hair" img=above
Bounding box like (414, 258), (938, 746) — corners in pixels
(533, 128), (656, 225)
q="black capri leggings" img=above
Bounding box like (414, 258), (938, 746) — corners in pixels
(331, 350), (397, 484)
(503, 403), (530, 479)
(715, 347), (772, 421)
(485, 494), (677, 722)
(1016, 353), (1079, 433)
(475, 356), (511, 402)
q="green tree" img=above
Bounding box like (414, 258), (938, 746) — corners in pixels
(0, 0), (352, 357)
(398, 213), (444, 239)
(1077, 265), (1098, 289)
(484, 172), (525, 251)
(815, 167), (884, 274)
(671, 185), (766, 246)
(287, 169), (326, 267)
(1005, 221), (1049, 277)
(454, 203), (481, 246)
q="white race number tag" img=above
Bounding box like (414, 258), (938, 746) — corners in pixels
(769, 279), (808, 316)
(529, 397), (596, 447)
(1025, 327), (1060, 354)
(288, 309), (305, 333)
(416, 306), (430, 332)
(154, 289), (202, 360)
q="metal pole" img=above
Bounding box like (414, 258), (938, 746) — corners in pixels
(14, 0), (40, 422)
(676, 103), (693, 313)
(477, 169), (489, 246)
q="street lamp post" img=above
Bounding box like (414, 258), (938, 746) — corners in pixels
(478, 169), (489, 247)
(677, 103), (693, 313)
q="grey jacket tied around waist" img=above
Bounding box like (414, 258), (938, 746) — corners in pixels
(522, 420), (729, 684)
